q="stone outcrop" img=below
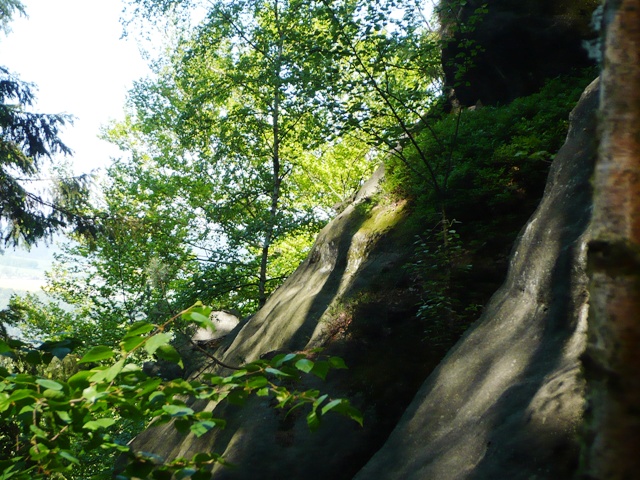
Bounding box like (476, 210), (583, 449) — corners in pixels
(354, 78), (599, 479)
(439, 0), (599, 105)
(130, 165), (446, 479)
(130, 77), (599, 479)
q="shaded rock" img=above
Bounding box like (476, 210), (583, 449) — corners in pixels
(438, 0), (599, 106)
(129, 164), (443, 479)
(126, 79), (600, 480)
(354, 78), (599, 480)
(142, 359), (185, 380)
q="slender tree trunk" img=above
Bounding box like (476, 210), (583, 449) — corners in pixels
(258, 91), (281, 307)
(583, 0), (640, 478)
(258, 0), (283, 308)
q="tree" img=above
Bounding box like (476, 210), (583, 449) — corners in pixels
(583, 0), (640, 478)
(0, 0), (24, 34)
(174, 0), (340, 307)
(0, 67), (86, 246)
(321, 0), (446, 191)
(106, 0), (375, 312)
(0, 2), (92, 248)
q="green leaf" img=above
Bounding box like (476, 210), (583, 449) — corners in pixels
(121, 335), (146, 353)
(273, 353), (297, 367)
(246, 376), (268, 389)
(313, 393), (328, 410)
(79, 345), (115, 364)
(136, 378), (163, 398)
(175, 469), (197, 480)
(83, 417), (116, 431)
(29, 443), (50, 461)
(0, 339), (12, 354)
(122, 363), (142, 373)
(144, 333), (172, 356)
(68, 370), (93, 389)
(149, 391), (166, 404)
(320, 399), (364, 426)
(227, 389), (248, 405)
(306, 410), (320, 431)
(58, 450), (80, 464)
(190, 420), (217, 437)
(8, 389), (35, 402)
(11, 374), (35, 384)
(43, 388), (65, 400)
(82, 385), (107, 403)
(36, 379), (63, 391)
(186, 311), (209, 324)
(329, 356), (348, 369)
(155, 344), (182, 367)
(55, 410), (72, 424)
(104, 442), (133, 453)
(89, 359), (125, 383)
(265, 367), (291, 378)
(192, 452), (214, 463)
(310, 360), (330, 380)
(124, 321), (155, 338)
(321, 399), (344, 415)
(126, 460), (156, 479)
(174, 418), (190, 433)
(29, 424), (48, 440)
(295, 358), (314, 373)
(25, 350), (43, 366)
(183, 308), (215, 332)
(162, 404), (194, 417)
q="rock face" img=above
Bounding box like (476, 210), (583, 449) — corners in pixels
(130, 78), (599, 479)
(131, 165), (447, 479)
(439, 0), (599, 105)
(354, 78), (599, 480)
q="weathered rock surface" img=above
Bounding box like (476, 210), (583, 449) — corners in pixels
(130, 165), (446, 479)
(439, 0), (599, 106)
(354, 78), (599, 480)
(131, 78), (599, 478)
(131, 78), (598, 479)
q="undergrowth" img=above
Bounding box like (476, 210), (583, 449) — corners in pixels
(387, 69), (597, 343)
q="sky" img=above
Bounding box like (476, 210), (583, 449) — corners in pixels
(0, 0), (151, 291)
(0, 0), (150, 175)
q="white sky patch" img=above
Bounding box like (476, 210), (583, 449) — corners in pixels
(0, 0), (150, 175)
(0, 1), (151, 288)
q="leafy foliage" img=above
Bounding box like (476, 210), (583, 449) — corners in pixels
(397, 69), (597, 340)
(390, 70), (597, 227)
(0, 0), (25, 34)
(0, 303), (362, 479)
(0, 67), (95, 247)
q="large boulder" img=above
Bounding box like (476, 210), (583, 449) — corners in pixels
(129, 78), (598, 479)
(354, 78), (599, 479)
(129, 74), (600, 478)
(130, 165), (447, 479)
(439, 0), (599, 106)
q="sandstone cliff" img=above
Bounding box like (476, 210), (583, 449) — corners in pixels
(130, 77), (598, 479)
(129, 2), (601, 477)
